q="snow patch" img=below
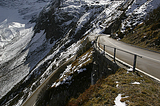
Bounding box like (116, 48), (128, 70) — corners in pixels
(114, 94), (128, 106)
(116, 81), (119, 88)
(131, 82), (140, 85)
(127, 68), (133, 73)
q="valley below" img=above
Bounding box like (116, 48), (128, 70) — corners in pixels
(0, 0), (160, 106)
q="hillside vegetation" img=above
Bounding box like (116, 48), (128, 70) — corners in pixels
(120, 6), (160, 52)
(67, 68), (160, 106)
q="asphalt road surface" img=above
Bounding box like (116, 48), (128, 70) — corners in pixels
(98, 34), (160, 81)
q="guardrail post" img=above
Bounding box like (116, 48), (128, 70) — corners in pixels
(133, 55), (137, 72)
(103, 45), (105, 55)
(114, 48), (116, 62)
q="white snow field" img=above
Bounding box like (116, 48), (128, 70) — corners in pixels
(0, 0), (51, 99)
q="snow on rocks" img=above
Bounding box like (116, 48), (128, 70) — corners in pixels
(0, 20), (27, 48)
(51, 64), (87, 87)
(0, 0), (52, 99)
(90, 1), (124, 34)
(51, 49), (93, 88)
(0, 0), (159, 103)
(121, 0), (160, 32)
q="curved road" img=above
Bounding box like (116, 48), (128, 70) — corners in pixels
(22, 34), (160, 106)
(22, 55), (77, 106)
(98, 34), (160, 81)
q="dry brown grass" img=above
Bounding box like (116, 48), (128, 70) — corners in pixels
(67, 68), (160, 106)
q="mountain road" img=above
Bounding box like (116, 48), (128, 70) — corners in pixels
(97, 34), (160, 81)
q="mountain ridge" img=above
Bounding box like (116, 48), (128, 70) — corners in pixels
(0, 0), (160, 105)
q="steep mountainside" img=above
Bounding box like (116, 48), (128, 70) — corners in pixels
(0, 0), (160, 106)
(121, 6), (160, 51)
(0, 0), (52, 100)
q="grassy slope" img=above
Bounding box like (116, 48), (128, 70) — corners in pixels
(121, 22), (160, 52)
(67, 68), (160, 106)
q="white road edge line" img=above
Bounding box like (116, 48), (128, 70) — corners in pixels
(96, 36), (160, 82)
(101, 35), (160, 63)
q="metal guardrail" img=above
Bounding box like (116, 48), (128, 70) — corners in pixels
(94, 41), (142, 72)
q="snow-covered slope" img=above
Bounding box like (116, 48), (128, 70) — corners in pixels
(0, 0), (51, 100)
(121, 0), (160, 32)
(0, 0), (160, 105)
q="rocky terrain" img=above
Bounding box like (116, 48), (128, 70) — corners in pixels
(0, 0), (160, 105)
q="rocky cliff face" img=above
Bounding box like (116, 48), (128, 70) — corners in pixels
(33, 0), (106, 41)
(0, 0), (160, 105)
